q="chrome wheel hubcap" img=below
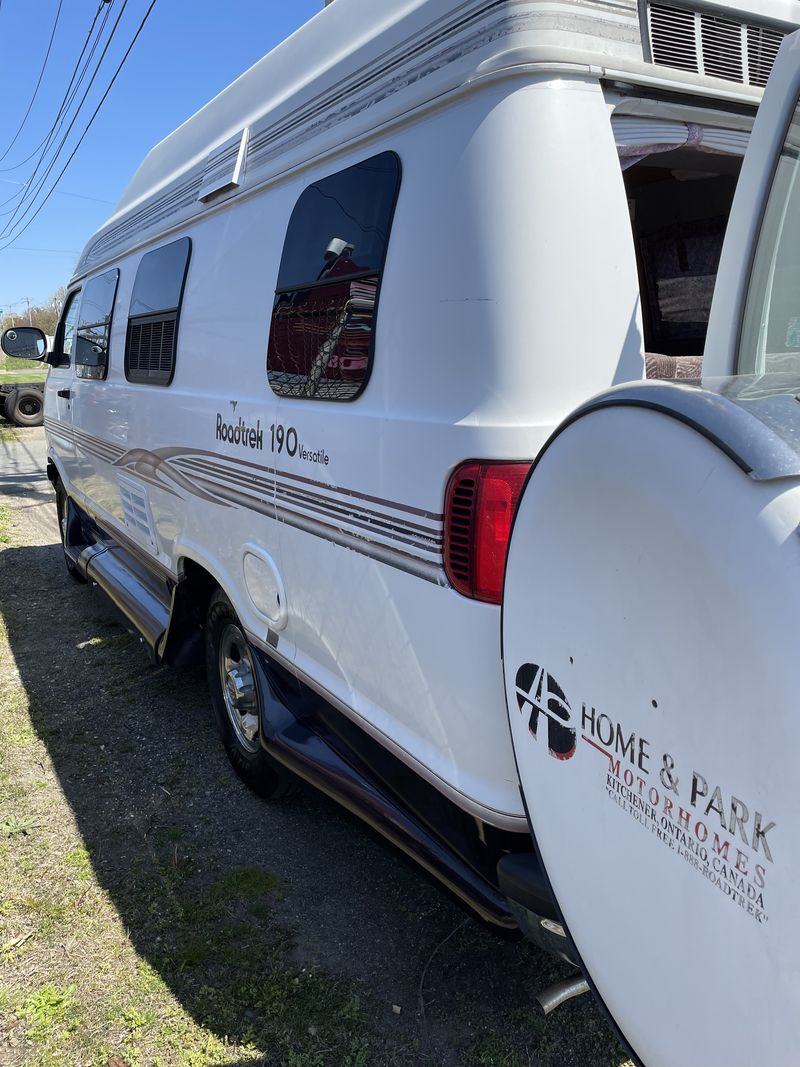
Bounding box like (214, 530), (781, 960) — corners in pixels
(219, 623), (259, 752)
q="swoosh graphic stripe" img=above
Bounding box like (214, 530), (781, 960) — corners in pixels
(176, 454), (443, 538)
(187, 472), (447, 584)
(159, 445), (443, 521)
(187, 469), (441, 560)
(173, 456), (443, 546)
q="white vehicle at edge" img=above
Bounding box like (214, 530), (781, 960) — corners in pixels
(5, 1), (800, 1062)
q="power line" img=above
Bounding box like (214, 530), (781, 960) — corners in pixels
(0, 0), (113, 223)
(0, 0), (159, 253)
(3, 247), (79, 254)
(0, 0), (132, 236)
(0, 0), (111, 177)
(0, 177), (115, 206)
(0, 0), (65, 164)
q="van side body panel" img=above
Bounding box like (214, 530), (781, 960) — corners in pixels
(49, 70), (642, 829)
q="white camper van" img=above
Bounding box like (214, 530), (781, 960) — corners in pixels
(6, 0), (800, 1061)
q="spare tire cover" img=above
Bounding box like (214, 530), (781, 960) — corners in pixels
(502, 404), (800, 1067)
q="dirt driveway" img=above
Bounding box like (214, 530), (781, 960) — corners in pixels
(0, 427), (631, 1067)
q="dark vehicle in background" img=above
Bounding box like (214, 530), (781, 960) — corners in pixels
(0, 327), (47, 428)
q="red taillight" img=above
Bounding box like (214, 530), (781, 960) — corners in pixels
(444, 461), (531, 604)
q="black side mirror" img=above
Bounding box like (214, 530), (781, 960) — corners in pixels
(1, 326), (47, 361)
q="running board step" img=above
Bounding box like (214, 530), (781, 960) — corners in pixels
(78, 541), (172, 653)
(251, 648), (518, 930)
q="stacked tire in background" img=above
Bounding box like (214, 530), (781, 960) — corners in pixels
(0, 383), (44, 427)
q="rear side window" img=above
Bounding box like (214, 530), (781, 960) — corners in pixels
(125, 237), (191, 386)
(267, 151), (400, 401)
(75, 269), (119, 380)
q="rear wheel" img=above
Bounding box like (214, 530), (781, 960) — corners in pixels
(6, 387), (43, 427)
(55, 483), (85, 584)
(205, 589), (295, 799)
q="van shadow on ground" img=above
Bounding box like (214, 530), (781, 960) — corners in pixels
(0, 536), (626, 1066)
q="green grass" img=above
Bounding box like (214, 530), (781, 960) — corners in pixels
(0, 353), (34, 371)
(0, 371), (47, 384)
(0, 503), (11, 544)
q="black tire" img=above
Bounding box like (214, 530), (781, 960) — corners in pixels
(0, 394), (7, 422)
(55, 483), (86, 584)
(6, 387), (43, 427)
(205, 589), (295, 799)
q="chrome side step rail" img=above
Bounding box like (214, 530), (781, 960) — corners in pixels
(77, 541), (173, 652)
(62, 493), (173, 655)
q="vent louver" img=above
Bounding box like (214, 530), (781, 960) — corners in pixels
(126, 315), (177, 386)
(647, 2), (786, 87)
(445, 472), (477, 593)
(119, 477), (155, 544)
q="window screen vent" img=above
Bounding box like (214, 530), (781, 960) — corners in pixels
(126, 315), (176, 385)
(647, 3), (786, 87)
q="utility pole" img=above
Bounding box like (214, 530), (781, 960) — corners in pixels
(24, 297), (31, 325)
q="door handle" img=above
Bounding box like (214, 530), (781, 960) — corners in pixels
(57, 389), (71, 399)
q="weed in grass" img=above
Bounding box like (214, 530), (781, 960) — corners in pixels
(120, 1004), (158, 1030)
(64, 845), (92, 879)
(0, 425), (20, 444)
(15, 983), (79, 1041)
(1, 814), (36, 837)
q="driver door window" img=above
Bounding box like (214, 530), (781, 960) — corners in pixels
(56, 290), (82, 367)
(46, 288), (81, 486)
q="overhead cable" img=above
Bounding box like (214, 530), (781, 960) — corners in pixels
(0, 0), (116, 219)
(0, 0), (133, 237)
(0, 0), (65, 164)
(0, 0), (112, 177)
(0, 0), (159, 253)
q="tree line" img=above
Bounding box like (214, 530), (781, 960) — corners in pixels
(1, 286), (68, 338)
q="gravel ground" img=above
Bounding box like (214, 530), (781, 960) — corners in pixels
(0, 427), (631, 1067)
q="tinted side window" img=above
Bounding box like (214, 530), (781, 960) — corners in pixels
(55, 289), (81, 368)
(125, 237), (191, 386)
(267, 152), (400, 401)
(75, 268), (119, 380)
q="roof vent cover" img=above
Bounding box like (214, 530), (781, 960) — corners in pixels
(647, 2), (786, 87)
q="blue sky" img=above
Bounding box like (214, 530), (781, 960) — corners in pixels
(0, 0), (321, 312)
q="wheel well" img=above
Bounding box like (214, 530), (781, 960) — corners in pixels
(180, 558), (219, 618)
(160, 558), (220, 667)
